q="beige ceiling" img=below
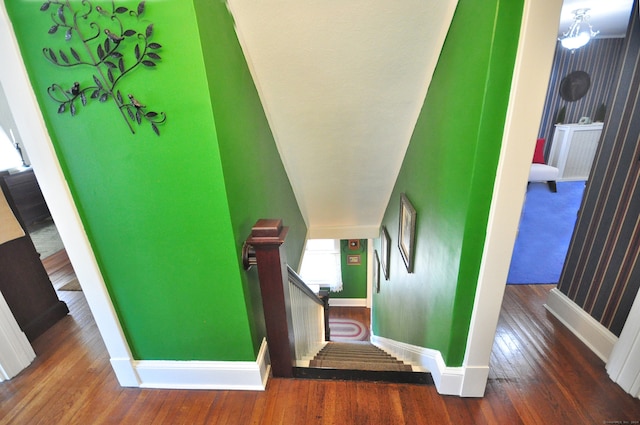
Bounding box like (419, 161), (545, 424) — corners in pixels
(227, 0), (458, 239)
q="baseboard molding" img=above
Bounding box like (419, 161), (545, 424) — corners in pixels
(545, 288), (618, 362)
(371, 334), (487, 397)
(328, 298), (367, 307)
(113, 338), (271, 390)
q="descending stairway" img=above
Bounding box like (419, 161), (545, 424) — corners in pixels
(310, 341), (412, 371)
(293, 341), (432, 384)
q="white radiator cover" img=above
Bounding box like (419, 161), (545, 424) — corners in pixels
(549, 123), (603, 181)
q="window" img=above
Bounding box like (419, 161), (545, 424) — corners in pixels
(299, 239), (343, 293)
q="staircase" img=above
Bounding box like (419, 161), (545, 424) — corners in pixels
(293, 341), (432, 384)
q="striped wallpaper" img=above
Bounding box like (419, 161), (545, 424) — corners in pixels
(558, 4), (640, 337)
(538, 38), (624, 155)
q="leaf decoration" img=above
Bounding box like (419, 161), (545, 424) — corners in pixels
(57, 5), (66, 24)
(42, 0), (166, 135)
(93, 75), (102, 89)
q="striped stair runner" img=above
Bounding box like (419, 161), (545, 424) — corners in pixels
(310, 341), (412, 372)
(294, 341), (432, 384)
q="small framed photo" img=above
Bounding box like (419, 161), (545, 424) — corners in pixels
(373, 250), (381, 293)
(347, 254), (361, 265)
(398, 193), (416, 273)
(380, 225), (390, 280)
(348, 239), (360, 250)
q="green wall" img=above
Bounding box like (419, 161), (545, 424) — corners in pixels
(193, 0), (307, 353)
(372, 0), (523, 366)
(333, 239), (367, 299)
(6, 0), (305, 361)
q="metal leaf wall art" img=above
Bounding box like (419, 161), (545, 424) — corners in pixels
(41, 0), (166, 135)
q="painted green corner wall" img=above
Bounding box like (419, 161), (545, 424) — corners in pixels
(333, 239), (367, 299)
(192, 0), (307, 354)
(5, 0), (304, 361)
(372, 0), (523, 366)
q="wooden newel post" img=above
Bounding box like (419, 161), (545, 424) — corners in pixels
(245, 219), (295, 378)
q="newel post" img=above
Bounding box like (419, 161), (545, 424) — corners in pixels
(244, 219), (295, 378)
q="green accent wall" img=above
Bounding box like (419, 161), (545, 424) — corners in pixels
(193, 0), (307, 353)
(5, 0), (305, 361)
(372, 0), (523, 366)
(333, 239), (367, 299)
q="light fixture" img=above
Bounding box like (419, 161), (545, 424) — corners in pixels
(559, 8), (599, 51)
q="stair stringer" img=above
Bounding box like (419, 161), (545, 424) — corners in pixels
(371, 334), (486, 397)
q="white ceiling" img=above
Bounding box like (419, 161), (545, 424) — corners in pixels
(227, 0), (458, 239)
(558, 0), (634, 38)
(226, 0), (633, 240)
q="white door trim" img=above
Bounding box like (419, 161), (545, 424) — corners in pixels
(461, 0), (564, 397)
(0, 291), (35, 382)
(606, 285), (640, 398)
(0, 3), (139, 387)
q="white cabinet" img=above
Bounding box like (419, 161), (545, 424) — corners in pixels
(549, 123), (603, 181)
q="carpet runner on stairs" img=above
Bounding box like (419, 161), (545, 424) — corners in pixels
(294, 341), (432, 384)
(310, 341), (412, 372)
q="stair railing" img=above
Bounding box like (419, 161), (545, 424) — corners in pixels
(243, 219), (329, 378)
(287, 266), (329, 365)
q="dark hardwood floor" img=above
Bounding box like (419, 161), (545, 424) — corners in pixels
(1, 256), (639, 424)
(41, 249), (76, 289)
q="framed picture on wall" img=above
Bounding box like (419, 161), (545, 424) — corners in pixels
(399, 193), (416, 273)
(380, 225), (390, 280)
(347, 254), (361, 265)
(373, 250), (381, 293)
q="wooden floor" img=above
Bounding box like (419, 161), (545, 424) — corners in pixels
(1, 264), (639, 423)
(41, 249), (76, 289)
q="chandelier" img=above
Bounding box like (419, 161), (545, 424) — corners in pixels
(559, 8), (599, 51)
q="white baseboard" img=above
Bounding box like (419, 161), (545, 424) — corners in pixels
(545, 288), (618, 362)
(371, 334), (487, 397)
(112, 338), (271, 390)
(329, 298), (367, 307)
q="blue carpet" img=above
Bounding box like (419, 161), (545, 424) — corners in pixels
(507, 181), (585, 284)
